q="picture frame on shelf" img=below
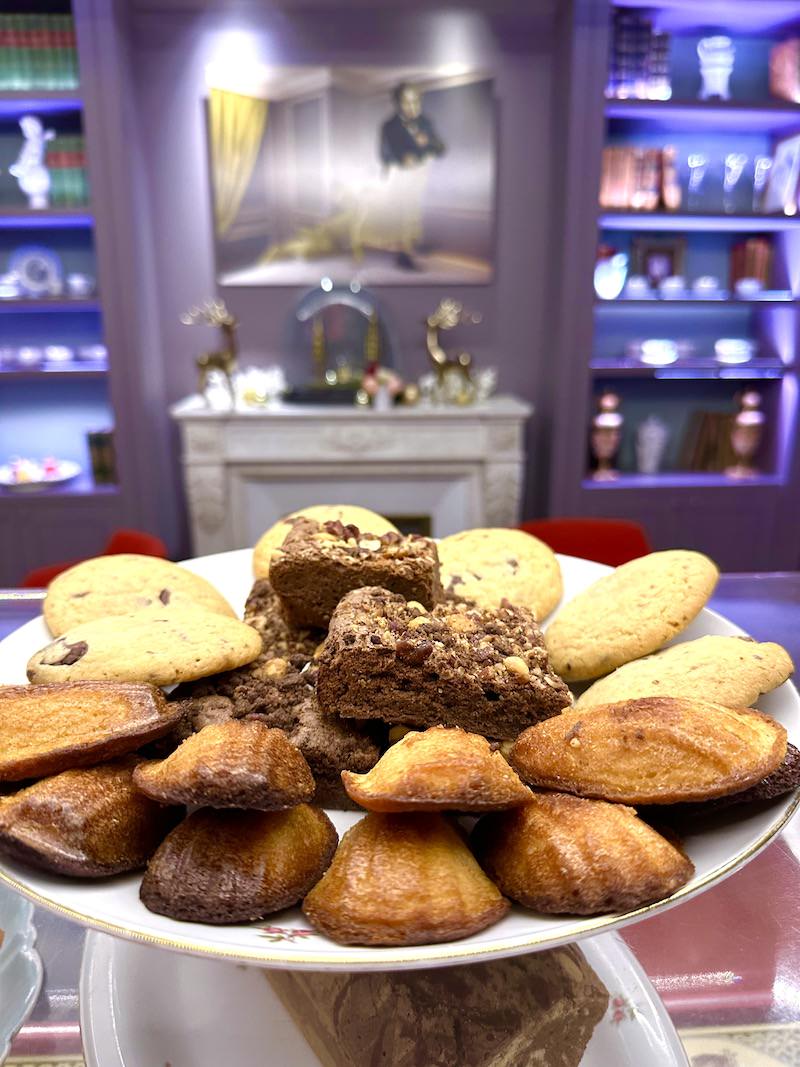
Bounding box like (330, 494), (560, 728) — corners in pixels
(631, 235), (686, 287)
(762, 133), (800, 215)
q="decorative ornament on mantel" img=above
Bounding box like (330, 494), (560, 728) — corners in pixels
(181, 299), (239, 408)
(422, 298), (496, 406)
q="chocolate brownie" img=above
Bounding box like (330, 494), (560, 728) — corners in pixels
(269, 518), (442, 629)
(168, 657), (381, 810)
(243, 578), (323, 662)
(316, 588), (572, 741)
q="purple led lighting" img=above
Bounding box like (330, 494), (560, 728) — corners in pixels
(0, 97), (82, 118)
(600, 213), (800, 233)
(0, 213), (93, 229)
(606, 101), (800, 133)
(582, 472), (785, 490)
(0, 300), (101, 313)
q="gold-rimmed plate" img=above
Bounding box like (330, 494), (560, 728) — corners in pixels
(0, 549), (797, 972)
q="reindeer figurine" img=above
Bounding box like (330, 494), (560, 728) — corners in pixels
(181, 300), (239, 405)
(425, 298), (479, 403)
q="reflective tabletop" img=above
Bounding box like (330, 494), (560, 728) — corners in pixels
(3, 575), (800, 1066)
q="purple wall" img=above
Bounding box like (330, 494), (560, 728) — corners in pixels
(127, 6), (558, 552)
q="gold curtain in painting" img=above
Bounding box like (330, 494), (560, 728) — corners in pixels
(209, 87), (268, 237)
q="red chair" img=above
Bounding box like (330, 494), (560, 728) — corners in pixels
(517, 517), (652, 567)
(21, 528), (169, 588)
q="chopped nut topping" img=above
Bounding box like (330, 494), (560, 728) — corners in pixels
(406, 601), (427, 615)
(263, 657), (289, 679)
(446, 613), (479, 634)
(359, 538), (382, 551)
(503, 655), (530, 679)
(407, 616), (428, 630)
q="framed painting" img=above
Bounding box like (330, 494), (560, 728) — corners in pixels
(206, 66), (495, 287)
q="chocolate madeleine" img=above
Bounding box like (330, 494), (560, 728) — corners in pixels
(0, 682), (183, 781)
(133, 720), (315, 810)
(0, 758), (179, 877)
(140, 805), (337, 924)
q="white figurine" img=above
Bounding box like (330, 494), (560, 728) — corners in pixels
(9, 115), (55, 210)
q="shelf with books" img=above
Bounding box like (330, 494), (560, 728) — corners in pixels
(0, 14), (80, 93)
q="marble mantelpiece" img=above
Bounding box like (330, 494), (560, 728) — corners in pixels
(170, 396), (533, 555)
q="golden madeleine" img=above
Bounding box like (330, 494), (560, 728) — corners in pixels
(133, 720), (315, 810)
(342, 726), (531, 812)
(0, 682), (182, 782)
(511, 697), (787, 804)
(473, 793), (694, 915)
(0, 758), (179, 877)
(302, 812), (509, 946)
(140, 805), (337, 924)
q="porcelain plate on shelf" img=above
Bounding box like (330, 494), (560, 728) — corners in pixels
(0, 459), (81, 492)
(79, 929), (689, 1067)
(0, 549), (797, 971)
(0, 882), (43, 1060)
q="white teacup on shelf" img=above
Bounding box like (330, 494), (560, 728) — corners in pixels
(659, 275), (686, 299)
(624, 274), (652, 298)
(714, 338), (755, 365)
(640, 339), (679, 366)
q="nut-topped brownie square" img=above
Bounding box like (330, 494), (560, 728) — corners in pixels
(269, 517), (442, 628)
(317, 587), (571, 740)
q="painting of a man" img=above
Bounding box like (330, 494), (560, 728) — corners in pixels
(210, 66), (494, 286)
(378, 84), (445, 270)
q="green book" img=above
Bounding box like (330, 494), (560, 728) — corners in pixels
(66, 14), (79, 89)
(0, 16), (12, 91)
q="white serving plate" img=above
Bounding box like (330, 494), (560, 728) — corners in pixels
(0, 882), (43, 1061)
(0, 549), (797, 972)
(80, 928), (688, 1067)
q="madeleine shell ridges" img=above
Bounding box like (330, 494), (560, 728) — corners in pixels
(511, 697), (787, 805)
(342, 726), (531, 812)
(133, 719), (315, 810)
(140, 805), (338, 924)
(473, 792), (694, 915)
(544, 549), (719, 681)
(0, 758), (178, 877)
(302, 811), (509, 946)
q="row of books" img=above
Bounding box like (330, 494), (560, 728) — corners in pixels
(45, 135), (89, 206)
(599, 146), (681, 211)
(0, 15), (79, 91)
(606, 9), (671, 101)
(730, 237), (772, 289)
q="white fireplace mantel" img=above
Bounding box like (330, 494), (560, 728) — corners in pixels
(170, 395), (533, 555)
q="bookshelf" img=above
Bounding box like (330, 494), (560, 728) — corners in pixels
(549, 0), (800, 569)
(0, 2), (117, 566)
